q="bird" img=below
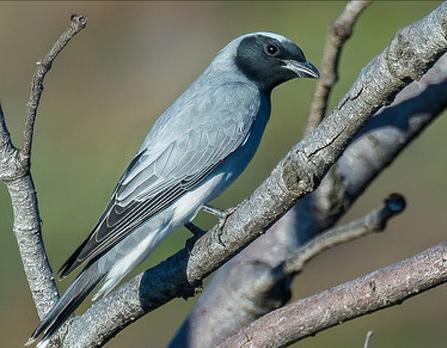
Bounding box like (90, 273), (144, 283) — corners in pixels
(28, 32), (319, 347)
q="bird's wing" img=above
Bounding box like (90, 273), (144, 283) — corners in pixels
(59, 82), (260, 277)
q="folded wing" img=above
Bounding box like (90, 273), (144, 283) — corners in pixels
(59, 82), (260, 278)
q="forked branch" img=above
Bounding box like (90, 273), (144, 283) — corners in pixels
(58, 3), (447, 347)
(0, 14), (87, 320)
(224, 194), (406, 308)
(219, 241), (447, 348)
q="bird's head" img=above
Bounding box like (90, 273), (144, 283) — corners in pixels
(218, 32), (319, 92)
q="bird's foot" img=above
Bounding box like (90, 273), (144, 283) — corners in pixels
(202, 205), (236, 222)
(203, 205), (236, 248)
(185, 222), (206, 237)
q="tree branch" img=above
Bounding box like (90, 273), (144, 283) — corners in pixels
(305, 0), (372, 134)
(204, 193), (406, 324)
(21, 15), (86, 162)
(280, 193), (405, 277)
(301, 0), (371, 240)
(218, 241), (447, 348)
(0, 15), (87, 319)
(54, 4), (447, 346)
(171, 12), (447, 348)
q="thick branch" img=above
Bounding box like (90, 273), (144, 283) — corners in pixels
(218, 241), (447, 348)
(0, 15), (87, 319)
(172, 13), (447, 348)
(206, 193), (406, 325)
(57, 4), (447, 347)
(300, 52), (447, 235)
(305, 0), (371, 134)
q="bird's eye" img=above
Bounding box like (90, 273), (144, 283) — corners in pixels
(265, 43), (279, 57)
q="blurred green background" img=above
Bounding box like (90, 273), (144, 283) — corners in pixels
(0, 1), (446, 347)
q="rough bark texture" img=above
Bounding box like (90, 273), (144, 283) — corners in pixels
(194, 193), (407, 324)
(280, 193), (405, 277)
(53, 4), (447, 347)
(171, 12), (447, 348)
(305, 0), (372, 134)
(0, 15), (87, 319)
(2, 4), (447, 348)
(218, 241), (447, 348)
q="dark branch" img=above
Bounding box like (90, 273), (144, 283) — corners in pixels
(280, 193), (405, 277)
(210, 194), (406, 321)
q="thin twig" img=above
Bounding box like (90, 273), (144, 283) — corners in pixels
(0, 15), (87, 321)
(0, 104), (12, 149)
(20, 14), (87, 163)
(305, 0), (372, 134)
(280, 194), (405, 277)
(218, 241), (447, 348)
(0, 103), (20, 180)
(248, 194), (405, 302)
(363, 331), (374, 348)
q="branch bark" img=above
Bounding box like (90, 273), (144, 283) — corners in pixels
(21, 15), (87, 162)
(280, 193), (405, 277)
(305, 0), (372, 134)
(53, 4), (447, 347)
(0, 15), (87, 320)
(171, 11), (447, 348)
(3, 5), (447, 348)
(190, 193), (406, 331)
(218, 241), (447, 348)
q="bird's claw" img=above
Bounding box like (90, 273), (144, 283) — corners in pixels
(184, 208), (234, 248)
(202, 205), (236, 222)
(210, 206), (236, 248)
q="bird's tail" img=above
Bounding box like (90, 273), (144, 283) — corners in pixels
(27, 263), (105, 348)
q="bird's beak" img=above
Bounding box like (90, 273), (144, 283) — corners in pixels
(282, 59), (320, 79)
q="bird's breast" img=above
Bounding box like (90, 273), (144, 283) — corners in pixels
(198, 93), (271, 200)
(168, 92), (270, 227)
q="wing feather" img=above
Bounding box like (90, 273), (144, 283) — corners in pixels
(59, 82), (260, 278)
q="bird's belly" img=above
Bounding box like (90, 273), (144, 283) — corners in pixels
(169, 170), (228, 226)
(97, 102), (269, 291)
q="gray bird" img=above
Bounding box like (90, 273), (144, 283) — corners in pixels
(29, 32), (319, 347)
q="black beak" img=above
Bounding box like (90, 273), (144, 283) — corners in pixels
(282, 60), (320, 79)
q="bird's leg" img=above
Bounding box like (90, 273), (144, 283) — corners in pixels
(202, 204), (235, 221)
(184, 222), (206, 250)
(202, 204), (236, 247)
(185, 222), (206, 237)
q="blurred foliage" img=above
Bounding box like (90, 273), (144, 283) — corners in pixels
(0, 1), (446, 347)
